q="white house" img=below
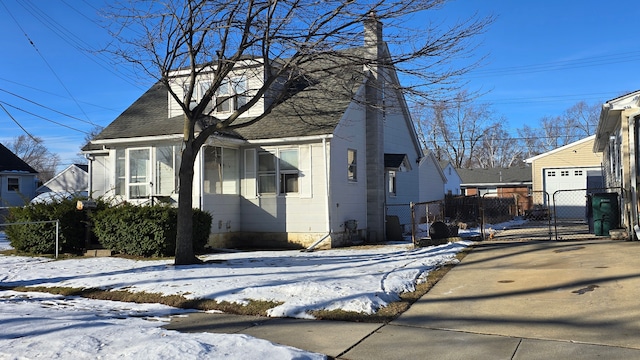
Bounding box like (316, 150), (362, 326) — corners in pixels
(593, 90), (640, 237)
(36, 164), (88, 195)
(419, 152), (446, 202)
(440, 161), (462, 196)
(83, 19), (424, 249)
(0, 143), (38, 207)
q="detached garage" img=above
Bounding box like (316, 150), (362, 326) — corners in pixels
(526, 136), (603, 219)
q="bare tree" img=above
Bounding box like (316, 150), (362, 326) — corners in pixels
(7, 135), (61, 183)
(104, 0), (493, 265)
(418, 91), (498, 168)
(564, 100), (599, 136)
(517, 100), (599, 158)
(476, 121), (523, 168)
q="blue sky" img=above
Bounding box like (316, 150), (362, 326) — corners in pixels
(1, 0), (639, 169)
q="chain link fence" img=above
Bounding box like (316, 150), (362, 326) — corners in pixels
(401, 186), (627, 244)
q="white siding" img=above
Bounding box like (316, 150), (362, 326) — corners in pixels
(240, 142), (329, 233)
(38, 165), (88, 194)
(419, 156), (445, 202)
(382, 84), (420, 205)
(329, 101), (368, 235)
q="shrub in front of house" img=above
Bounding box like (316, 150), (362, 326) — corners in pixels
(5, 195), (102, 254)
(92, 204), (211, 257)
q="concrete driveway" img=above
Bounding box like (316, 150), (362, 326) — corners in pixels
(345, 239), (640, 359)
(167, 239), (640, 359)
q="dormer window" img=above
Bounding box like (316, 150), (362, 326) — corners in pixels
(215, 77), (247, 113)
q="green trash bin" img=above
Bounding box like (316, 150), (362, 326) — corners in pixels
(591, 193), (619, 236)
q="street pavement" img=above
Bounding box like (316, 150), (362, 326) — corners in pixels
(165, 239), (640, 359)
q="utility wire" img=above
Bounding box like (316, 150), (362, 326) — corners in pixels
(2, 0), (97, 126)
(0, 101), (89, 134)
(0, 103), (38, 141)
(0, 88), (97, 126)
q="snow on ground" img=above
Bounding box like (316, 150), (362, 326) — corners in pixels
(0, 232), (470, 359)
(0, 290), (323, 360)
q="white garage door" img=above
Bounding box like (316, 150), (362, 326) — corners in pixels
(544, 167), (600, 219)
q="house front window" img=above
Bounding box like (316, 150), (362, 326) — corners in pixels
(279, 149), (299, 194)
(203, 146), (238, 194)
(7, 177), (19, 192)
(115, 146), (179, 200)
(257, 148), (300, 195)
(258, 152), (277, 194)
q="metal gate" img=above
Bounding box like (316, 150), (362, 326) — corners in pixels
(552, 187), (625, 241)
(479, 191), (552, 241)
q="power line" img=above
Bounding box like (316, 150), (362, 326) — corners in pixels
(1, 0), (95, 126)
(0, 88), (96, 126)
(0, 103), (38, 141)
(0, 101), (89, 134)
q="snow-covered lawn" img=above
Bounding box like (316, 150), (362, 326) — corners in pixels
(0, 232), (471, 359)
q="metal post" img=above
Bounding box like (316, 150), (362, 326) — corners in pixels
(55, 220), (59, 259)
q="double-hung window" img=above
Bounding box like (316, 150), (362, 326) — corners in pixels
(215, 77), (247, 113)
(257, 148), (300, 195)
(279, 149), (299, 194)
(258, 152), (277, 194)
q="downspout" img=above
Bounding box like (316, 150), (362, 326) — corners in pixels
(629, 112), (640, 239)
(303, 138), (331, 252)
(85, 154), (94, 198)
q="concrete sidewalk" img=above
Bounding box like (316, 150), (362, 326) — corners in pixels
(165, 239), (640, 359)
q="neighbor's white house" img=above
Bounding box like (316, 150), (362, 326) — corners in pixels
(83, 19), (427, 249)
(36, 164), (89, 195)
(0, 143), (38, 207)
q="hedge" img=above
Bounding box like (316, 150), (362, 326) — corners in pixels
(91, 204), (211, 257)
(5, 196), (104, 254)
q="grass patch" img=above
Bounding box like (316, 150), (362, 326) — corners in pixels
(2, 245), (472, 321)
(2, 285), (281, 316)
(309, 247), (470, 323)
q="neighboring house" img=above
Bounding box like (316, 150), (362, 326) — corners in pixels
(440, 161), (462, 196)
(418, 151), (446, 202)
(83, 19), (423, 249)
(36, 164), (89, 195)
(593, 90), (640, 237)
(525, 135), (602, 218)
(458, 167), (532, 216)
(0, 143), (38, 207)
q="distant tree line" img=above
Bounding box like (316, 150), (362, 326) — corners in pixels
(414, 91), (600, 168)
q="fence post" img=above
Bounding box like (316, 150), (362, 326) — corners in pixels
(55, 220), (59, 259)
(410, 202), (416, 247)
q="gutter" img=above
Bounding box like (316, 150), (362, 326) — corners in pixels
(91, 134), (184, 145)
(246, 134), (333, 145)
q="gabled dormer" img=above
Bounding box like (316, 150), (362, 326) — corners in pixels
(167, 59), (268, 119)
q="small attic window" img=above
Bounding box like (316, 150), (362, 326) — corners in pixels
(7, 177), (19, 192)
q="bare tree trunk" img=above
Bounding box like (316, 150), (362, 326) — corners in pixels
(175, 140), (199, 265)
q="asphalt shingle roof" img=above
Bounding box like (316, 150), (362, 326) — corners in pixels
(87, 50), (367, 147)
(457, 167), (531, 186)
(0, 143), (38, 173)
